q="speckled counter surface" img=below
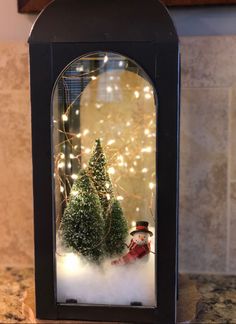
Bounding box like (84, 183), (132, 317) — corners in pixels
(189, 275), (236, 323)
(0, 268), (33, 323)
(0, 268), (236, 323)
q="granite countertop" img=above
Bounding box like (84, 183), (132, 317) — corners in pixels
(0, 267), (236, 323)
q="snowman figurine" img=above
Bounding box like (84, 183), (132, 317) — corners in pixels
(112, 221), (153, 265)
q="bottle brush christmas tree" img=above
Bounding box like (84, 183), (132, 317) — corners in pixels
(105, 199), (128, 257)
(88, 138), (128, 258)
(88, 138), (113, 217)
(60, 169), (105, 263)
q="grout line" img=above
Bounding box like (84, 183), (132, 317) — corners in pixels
(226, 88), (232, 274)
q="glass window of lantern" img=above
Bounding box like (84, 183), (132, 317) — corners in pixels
(52, 52), (157, 306)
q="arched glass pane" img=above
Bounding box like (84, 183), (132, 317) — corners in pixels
(52, 52), (157, 306)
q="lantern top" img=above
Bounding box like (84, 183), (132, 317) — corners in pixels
(29, 0), (178, 44)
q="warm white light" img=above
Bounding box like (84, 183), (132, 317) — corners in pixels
(83, 129), (89, 136)
(117, 196), (124, 201)
(141, 147), (152, 153)
(104, 55), (109, 63)
(70, 153), (76, 159)
(100, 120), (104, 124)
(134, 91), (140, 98)
(114, 85), (119, 91)
(129, 167), (135, 173)
(53, 119), (57, 124)
(119, 61), (124, 67)
(76, 65), (84, 72)
(117, 155), (124, 166)
(83, 163), (87, 168)
(60, 186), (64, 193)
(109, 76), (114, 80)
(144, 86), (150, 92)
(136, 207), (140, 212)
(133, 161), (137, 166)
(58, 162), (65, 169)
(67, 162), (72, 169)
(144, 129), (150, 135)
(63, 253), (80, 273)
(75, 110), (79, 115)
(142, 168), (148, 173)
(62, 114), (68, 122)
(84, 148), (91, 154)
(136, 155), (141, 160)
(106, 193), (111, 200)
(107, 139), (115, 145)
(95, 103), (103, 109)
(106, 86), (113, 93)
(131, 137), (135, 142)
(108, 167), (115, 175)
(126, 121), (131, 127)
(60, 153), (65, 159)
(149, 182), (155, 190)
(105, 182), (110, 189)
(71, 174), (78, 180)
(74, 145), (78, 150)
(91, 76), (97, 80)
(145, 93), (152, 100)
(131, 220), (136, 227)
(71, 190), (78, 196)
(76, 133), (81, 138)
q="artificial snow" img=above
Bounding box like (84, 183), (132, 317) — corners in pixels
(56, 227), (156, 306)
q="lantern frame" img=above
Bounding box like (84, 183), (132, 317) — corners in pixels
(29, 0), (180, 323)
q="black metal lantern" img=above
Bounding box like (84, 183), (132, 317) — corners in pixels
(29, 0), (179, 323)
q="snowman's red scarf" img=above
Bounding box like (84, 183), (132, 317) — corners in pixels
(112, 239), (151, 265)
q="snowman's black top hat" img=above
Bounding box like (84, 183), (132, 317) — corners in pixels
(130, 221), (153, 237)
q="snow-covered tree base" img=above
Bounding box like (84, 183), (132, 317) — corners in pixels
(56, 228), (156, 306)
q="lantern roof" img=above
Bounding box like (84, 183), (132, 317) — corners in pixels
(29, 0), (178, 44)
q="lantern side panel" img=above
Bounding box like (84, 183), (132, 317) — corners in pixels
(52, 52), (157, 307)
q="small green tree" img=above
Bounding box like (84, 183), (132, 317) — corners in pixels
(60, 169), (105, 263)
(88, 138), (113, 217)
(105, 199), (128, 257)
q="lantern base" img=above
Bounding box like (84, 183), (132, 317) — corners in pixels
(21, 273), (202, 323)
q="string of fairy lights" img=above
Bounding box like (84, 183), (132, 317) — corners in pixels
(53, 53), (156, 225)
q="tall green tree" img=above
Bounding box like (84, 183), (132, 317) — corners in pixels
(88, 138), (113, 217)
(105, 199), (128, 257)
(60, 169), (105, 263)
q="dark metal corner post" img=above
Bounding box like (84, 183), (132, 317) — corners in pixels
(28, 0), (179, 323)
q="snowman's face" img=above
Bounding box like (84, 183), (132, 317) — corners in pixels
(133, 232), (149, 245)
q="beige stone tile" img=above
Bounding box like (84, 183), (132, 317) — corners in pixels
(181, 36), (236, 88)
(0, 43), (29, 91)
(230, 85), (236, 181)
(0, 90), (33, 266)
(179, 88), (228, 273)
(229, 182), (236, 273)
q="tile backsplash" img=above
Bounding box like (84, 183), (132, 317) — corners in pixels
(0, 36), (235, 273)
